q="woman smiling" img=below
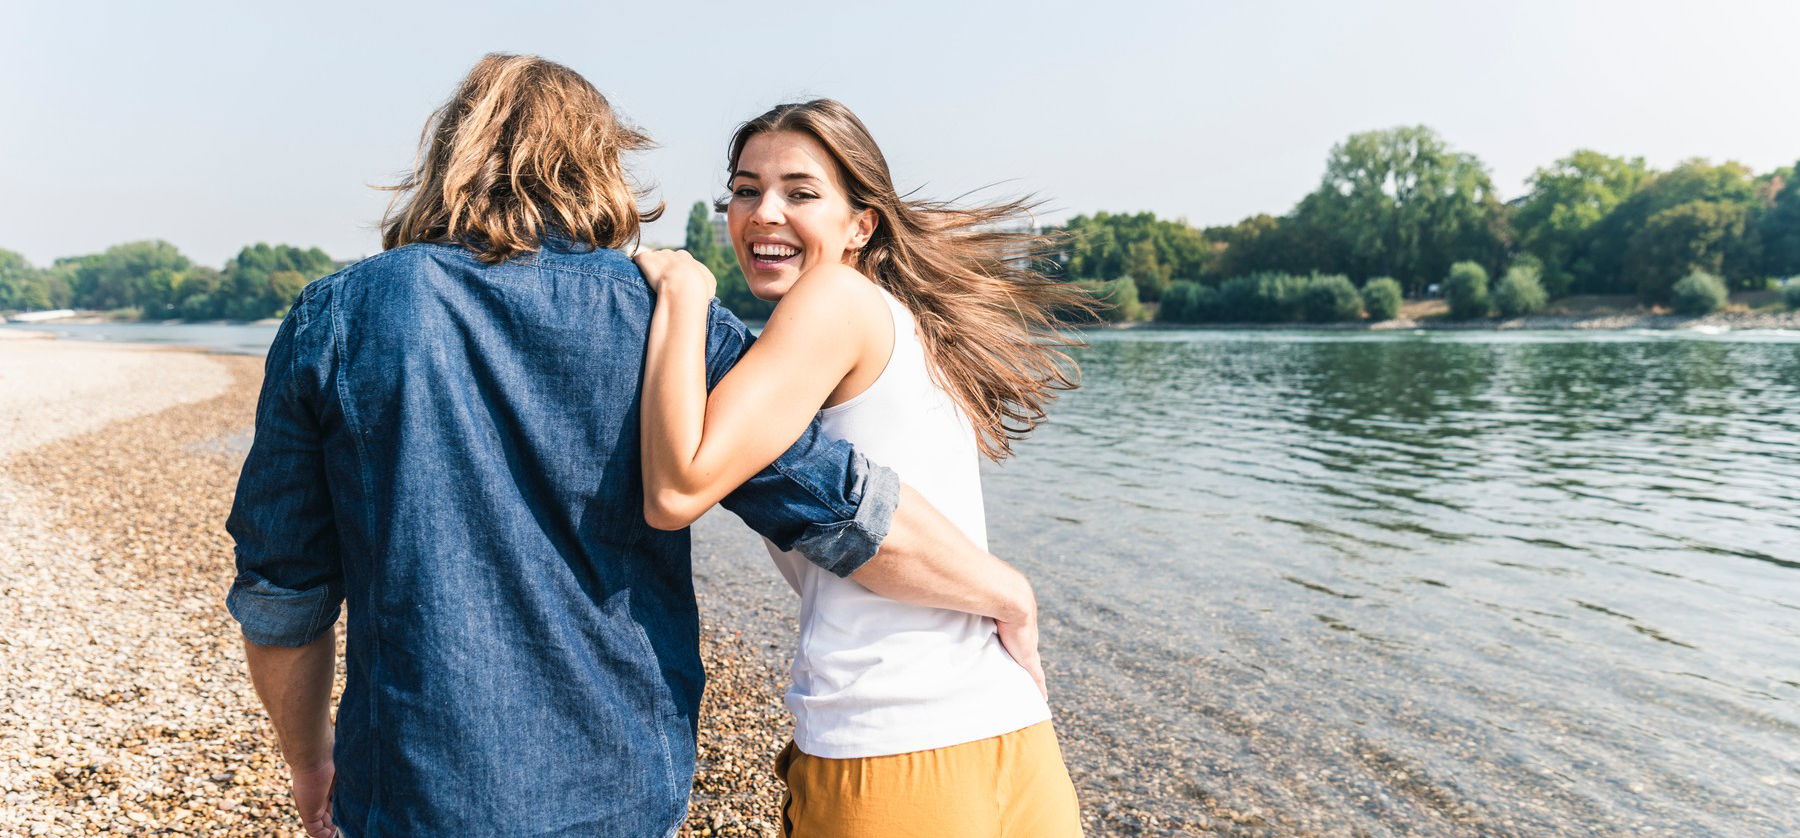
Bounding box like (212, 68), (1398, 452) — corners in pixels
(635, 99), (1089, 837)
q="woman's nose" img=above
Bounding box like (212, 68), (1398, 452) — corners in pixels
(751, 196), (784, 226)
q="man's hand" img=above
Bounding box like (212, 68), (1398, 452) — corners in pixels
(243, 628), (339, 838)
(290, 760), (338, 838)
(849, 485), (1051, 698)
(995, 590), (1048, 699)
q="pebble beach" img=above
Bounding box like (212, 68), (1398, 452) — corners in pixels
(0, 335), (793, 837)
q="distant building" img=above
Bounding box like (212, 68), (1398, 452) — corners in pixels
(711, 216), (730, 251)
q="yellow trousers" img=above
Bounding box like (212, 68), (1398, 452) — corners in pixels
(775, 720), (1083, 838)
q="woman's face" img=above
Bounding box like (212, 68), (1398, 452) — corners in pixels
(726, 130), (875, 301)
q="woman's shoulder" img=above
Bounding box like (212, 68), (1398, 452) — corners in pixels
(779, 264), (889, 324)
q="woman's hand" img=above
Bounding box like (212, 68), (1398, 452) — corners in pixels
(996, 614), (1047, 699)
(634, 249), (717, 302)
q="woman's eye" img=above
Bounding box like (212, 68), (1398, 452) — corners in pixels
(732, 186), (758, 198)
(791, 192), (818, 201)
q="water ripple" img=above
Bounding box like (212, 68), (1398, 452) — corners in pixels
(986, 329), (1800, 836)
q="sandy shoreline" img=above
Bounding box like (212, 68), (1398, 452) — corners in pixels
(1, 338), (1099, 837)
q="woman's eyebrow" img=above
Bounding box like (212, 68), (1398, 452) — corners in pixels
(731, 170), (821, 182)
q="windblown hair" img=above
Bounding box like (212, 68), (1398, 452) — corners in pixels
(720, 100), (1093, 461)
(382, 53), (663, 263)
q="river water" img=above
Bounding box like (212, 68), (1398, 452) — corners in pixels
(16, 322), (1797, 836)
(975, 328), (1800, 836)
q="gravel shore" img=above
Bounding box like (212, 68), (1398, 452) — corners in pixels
(0, 338), (1109, 837)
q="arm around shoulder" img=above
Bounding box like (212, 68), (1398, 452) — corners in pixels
(641, 264), (886, 529)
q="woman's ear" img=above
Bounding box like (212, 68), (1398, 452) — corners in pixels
(849, 207), (878, 250)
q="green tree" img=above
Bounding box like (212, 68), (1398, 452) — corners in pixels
(138, 268), (180, 317)
(268, 271), (309, 313)
(1124, 238), (1171, 301)
(1218, 273), (1308, 323)
(1761, 162), (1800, 279)
(1062, 211), (1213, 296)
(0, 249), (36, 310)
(34, 265), (74, 309)
(1301, 274), (1363, 322)
(684, 201), (720, 265)
(219, 243), (335, 320)
(1587, 159), (1760, 293)
(1444, 261), (1491, 319)
(1158, 281), (1218, 323)
(1493, 264), (1549, 317)
(64, 240), (191, 311)
(1072, 278), (1144, 323)
(1360, 277), (1403, 320)
(1670, 271), (1727, 315)
(173, 267), (224, 320)
(1514, 150), (1650, 297)
(1626, 200), (1750, 302)
(1291, 126), (1507, 295)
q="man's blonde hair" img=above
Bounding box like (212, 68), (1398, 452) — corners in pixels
(382, 53), (662, 263)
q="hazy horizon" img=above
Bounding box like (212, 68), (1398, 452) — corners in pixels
(4, 0), (1798, 268)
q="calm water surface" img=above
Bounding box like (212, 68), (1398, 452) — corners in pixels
(19, 322), (1796, 835)
(983, 328), (1800, 836)
(0, 321), (279, 354)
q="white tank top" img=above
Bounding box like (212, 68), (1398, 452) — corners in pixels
(765, 286), (1053, 758)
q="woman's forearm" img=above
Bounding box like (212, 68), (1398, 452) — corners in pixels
(636, 260), (874, 530)
(640, 287), (715, 528)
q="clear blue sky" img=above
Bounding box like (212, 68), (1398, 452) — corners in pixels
(3, 0), (1797, 268)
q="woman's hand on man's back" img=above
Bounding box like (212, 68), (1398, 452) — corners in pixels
(634, 249), (717, 303)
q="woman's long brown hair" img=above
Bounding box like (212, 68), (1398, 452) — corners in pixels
(721, 100), (1092, 461)
(382, 53), (662, 263)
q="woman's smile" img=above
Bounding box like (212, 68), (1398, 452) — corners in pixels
(748, 238), (802, 272)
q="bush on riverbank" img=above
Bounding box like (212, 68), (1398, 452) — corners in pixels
(1218, 273), (1305, 322)
(1073, 278), (1146, 323)
(1784, 280), (1800, 310)
(1302, 274), (1364, 322)
(1493, 264), (1549, 317)
(1670, 271), (1728, 315)
(1158, 281), (1219, 323)
(1155, 273), (1369, 324)
(1445, 261), (1492, 320)
(1360, 277), (1403, 321)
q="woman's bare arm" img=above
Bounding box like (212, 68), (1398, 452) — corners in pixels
(637, 251), (881, 529)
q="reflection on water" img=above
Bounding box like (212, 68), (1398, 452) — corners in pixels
(987, 329), (1800, 836)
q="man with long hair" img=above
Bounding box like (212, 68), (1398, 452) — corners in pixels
(225, 54), (1044, 837)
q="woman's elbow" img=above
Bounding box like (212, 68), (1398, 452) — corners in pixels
(644, 489), (707, 531)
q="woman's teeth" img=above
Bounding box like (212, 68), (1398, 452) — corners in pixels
(752, 243), (799, 259)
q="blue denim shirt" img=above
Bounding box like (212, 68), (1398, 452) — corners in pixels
(224, 241), (899, 838)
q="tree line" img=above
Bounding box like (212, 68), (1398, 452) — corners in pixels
(8, 127), (1796, 326)
(1057, 126), (1800, 323)
(1, 206), (763, 322)
(0, 241), (337, 321)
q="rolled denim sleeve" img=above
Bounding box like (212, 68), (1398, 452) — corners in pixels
(705, 304), (899, 577)
(224, 292), (345, 646)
